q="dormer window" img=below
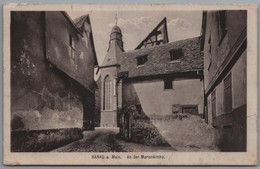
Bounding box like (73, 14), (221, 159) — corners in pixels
(137, 55), (148, 66)
(170, 49), (183, 61)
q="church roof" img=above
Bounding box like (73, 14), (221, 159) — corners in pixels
(120, 37), (203, 78)
(99, 24), (124, 67)
(111, 25), (122, 34)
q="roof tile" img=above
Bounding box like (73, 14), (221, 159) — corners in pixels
(120, 37), (203, 78)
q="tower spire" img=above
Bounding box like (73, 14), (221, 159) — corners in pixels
(115, 13), (118, 25)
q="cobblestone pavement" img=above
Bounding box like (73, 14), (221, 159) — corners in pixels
(52, 127), (176, 152)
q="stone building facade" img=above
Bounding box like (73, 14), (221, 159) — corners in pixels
(11, 11), (97, 132)
(201, 10), (247, 151)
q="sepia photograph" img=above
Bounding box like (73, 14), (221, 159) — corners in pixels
(3, 3), (258, 165)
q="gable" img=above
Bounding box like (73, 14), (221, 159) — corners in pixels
(45, 12), (97, 91)
(135, 17), (169, 50)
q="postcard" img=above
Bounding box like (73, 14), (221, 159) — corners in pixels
(3, 3), (258, 165)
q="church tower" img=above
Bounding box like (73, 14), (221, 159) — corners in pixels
(99, 24), (124, 127)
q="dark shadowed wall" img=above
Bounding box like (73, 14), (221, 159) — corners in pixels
(11, 11), (96, 131)
(45, 12), (96, 92)
(204, 11), (247, 87)
(94, 76), (101, 127)
(202, 10), (247, 151)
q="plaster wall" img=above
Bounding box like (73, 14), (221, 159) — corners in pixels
(123, 78), (204, 116)
(207, 50), (247, 120)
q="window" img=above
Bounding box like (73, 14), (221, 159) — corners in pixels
(170, 49), (183, 61)
(217, 10), (227, 46)
(164, 78), (173, 89)
(137, 55), (148, 66)
(103, 76), (112, 110)
(224, 73), (232, 113)
(69, 35), (75, 60)
(113, 79), (116, 96)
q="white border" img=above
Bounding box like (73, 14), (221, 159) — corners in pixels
(3, 3), (258, 165)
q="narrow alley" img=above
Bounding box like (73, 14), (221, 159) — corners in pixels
(52, 122), (217, 152)
(52, 128), (176, 152)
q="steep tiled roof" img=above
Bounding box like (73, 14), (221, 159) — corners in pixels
(72, 14), (98, 66)
(73, 14), (89, 30)
(120, 37), (203, 78)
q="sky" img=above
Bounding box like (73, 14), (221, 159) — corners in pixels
(67, 10), (202, 65)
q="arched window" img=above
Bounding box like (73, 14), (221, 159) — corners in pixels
(104, 75), (112, 110)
